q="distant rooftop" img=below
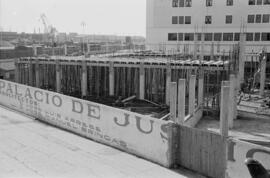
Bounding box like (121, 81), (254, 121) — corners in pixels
(0, 40), (15, 50)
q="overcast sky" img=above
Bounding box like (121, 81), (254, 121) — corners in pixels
(0, 0), (146, 36)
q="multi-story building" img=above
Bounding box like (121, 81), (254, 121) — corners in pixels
(146, 0), (270, 54)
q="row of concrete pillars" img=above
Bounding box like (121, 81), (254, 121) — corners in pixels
(168, 72), (238, 135)
(15, 59), (190, 104)
(168, 72), (204, 124)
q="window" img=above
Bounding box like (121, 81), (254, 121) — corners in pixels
(179, 16), (184, 24)
(264, 0), (270, 4)
(185, 0), (192, 7)
(172, 0), (178, 7)
(263, 14), (270, 23)
(178, 33), (184, 41)
(234, 33), (240, 41)
(194, 33), (201, 41)
(262, 33), (270, 41)
(205, 33), (213, 41)
(254, 33), (261, 41)
(205, 16), (212, 24)
(184, 33), (194, 41)
(206, 0), (212, 6)
(257, 0), (262, 5)
(248, 15), (255, 23)
(227, 0), (233, 6)
(256, 14), (262, 23)
(197, 33), (202, 41)
(226, 15), (233, 24)
(185, 16), (191, 24)
(172, 16), (178, 24)
(223, 33), (233, 41)
(214, 33), (222, 41)
(179, 0), (185, 7)
(168, 33), (177, 41)
(246, 33), (254, 41)
(249, 0), (256, 4)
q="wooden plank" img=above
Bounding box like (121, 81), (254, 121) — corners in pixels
(192, 128), (198, 171)
(180, 126), (188, 167)
(206, 131), (211, 177)
(209, 133), (215, 178)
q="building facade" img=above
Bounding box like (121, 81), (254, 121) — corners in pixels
(146, 0), (270, 53)
(0, 32), (19, 41)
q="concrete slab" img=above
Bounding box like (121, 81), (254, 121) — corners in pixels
(0, 106), (202, 178)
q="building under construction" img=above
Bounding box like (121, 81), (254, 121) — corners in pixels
(14, 36), (270, 118)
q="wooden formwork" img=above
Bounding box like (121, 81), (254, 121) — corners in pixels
(176, 125), (227, 178)
(16, 56), (230, 111)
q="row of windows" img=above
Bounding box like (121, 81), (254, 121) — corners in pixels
(172, 14), (270, 25)
(172, 0), (270, 7)
(172, 16), (191, 24)
(206, 0), (233, 6)
(168, 32), (270, 41)
(249, 0), (270, 5)
(172, 0), (192, 7)
(247, 14), (270, 23)
(172, 15), (233, 24)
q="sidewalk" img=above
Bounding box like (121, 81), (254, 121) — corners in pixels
(0, 106), (204, 178)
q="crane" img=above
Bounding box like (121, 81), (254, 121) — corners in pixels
(40, 13), (57, 44)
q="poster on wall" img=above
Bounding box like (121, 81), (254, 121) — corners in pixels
(0, 79), (172, 167)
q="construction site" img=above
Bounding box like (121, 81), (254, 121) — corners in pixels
(0, 5), (270, 177)
(1, 24), (270, 177)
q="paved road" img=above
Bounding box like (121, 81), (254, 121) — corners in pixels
(0, 106), (203, 178)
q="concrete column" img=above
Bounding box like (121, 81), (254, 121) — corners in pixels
(188, 75), (196, 114)
(81, 59), (87, 97)
(64, 44), (68, 56)
(220, 82), (230, 138)
(33, 46), (37, 56)
(29, 59), (33, 86)
(109, 61), (114, 96)
(238, 33), (246, 89)
(170, 82), (177, 122)
(56, 60), (61, 93)
(198, 73), (204, 108)
(87, 44), (91, 53)
(35, 59), (40, 88)
(139, 62), (145, 99)
(210, 42), (214, 60)
(200, 33), (205, 64)
(166, 62), (171, 105)
(193, 33), (198, 60)
(177, 79), (186, 124)
(14, 59), (19, 83)
(228, 74), (236, 128)
(260, 55), (266, 96)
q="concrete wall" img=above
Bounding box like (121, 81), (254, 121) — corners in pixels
(227, 138), (270, 178)
(0, 79), (174, 168)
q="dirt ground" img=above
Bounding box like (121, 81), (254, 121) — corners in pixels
(196, 116), (270, 145)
